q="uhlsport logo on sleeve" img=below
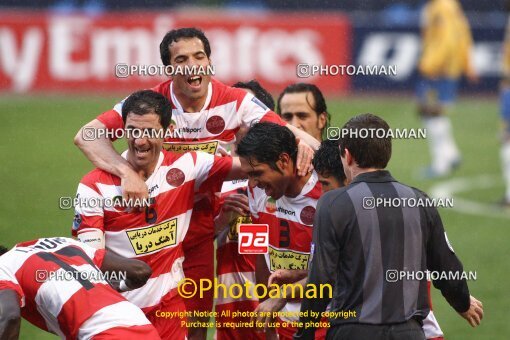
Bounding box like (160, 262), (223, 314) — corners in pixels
(238, 224), (269, 254)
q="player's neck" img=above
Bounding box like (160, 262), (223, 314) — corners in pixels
(285, 170), (312, 198)
(174, 90), (207, 113)
(127, 157), (159, 181)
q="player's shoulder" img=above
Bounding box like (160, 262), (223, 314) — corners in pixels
(150, 79), (172, 97)
(211, 78), (247, 106)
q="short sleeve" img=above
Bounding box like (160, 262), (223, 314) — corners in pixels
(193, 152), (233, 193)
(0, 263), (24, 307)
(72, 181), (105, 237)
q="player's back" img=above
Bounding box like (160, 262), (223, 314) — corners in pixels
(0, 237), (158, 339)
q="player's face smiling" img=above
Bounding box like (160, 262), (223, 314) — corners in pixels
(168, 37), (211, 103)
(125, 112), (164, 174)
(280, 92), (326, 141)
(240, 157), (289, 200)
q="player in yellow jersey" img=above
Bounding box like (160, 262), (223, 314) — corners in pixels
(416, 0), (477, 178)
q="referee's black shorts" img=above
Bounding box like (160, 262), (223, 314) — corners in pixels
(326, 319), (426, 340)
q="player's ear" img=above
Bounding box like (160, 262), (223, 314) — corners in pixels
(318, 112), (327, 130)
(277, 153), (291, 172)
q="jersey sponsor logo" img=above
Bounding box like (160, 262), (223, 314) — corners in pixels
(276, 206), (295, 216)
(251, 96), (268, 110)
(166, 168), (185, 187)
(126, 218), (177, 255)
(265, 197), (277, 213)
(163, 140), (219, 155)
(268, 246), (310, 271)
(238, 224), (269, 254)
(227, 215), (252, 242)
(148, 184), (159, 195)
(300, 206), (316, 225)
(206, 115), (226, 134)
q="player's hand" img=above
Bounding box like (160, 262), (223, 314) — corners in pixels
(268, 269), (308, 286)
(121, 170), (149, 209)
(296, 138), (314, 176)
(221, 194), (250, 216)
(252, 298), (286, 331)
(460, 295), (483, 327)
(214, 194), (249, 232)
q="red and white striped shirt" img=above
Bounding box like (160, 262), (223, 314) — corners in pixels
(249, 172), (322, 323)
(96, 77), (285, 251)
(0, 237), (157, 339)
(72, 151), (232, 312)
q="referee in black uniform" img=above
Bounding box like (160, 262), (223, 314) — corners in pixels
(294, 113), (483, 339)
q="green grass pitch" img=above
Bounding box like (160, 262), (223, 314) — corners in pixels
(0, 94), (507, 339)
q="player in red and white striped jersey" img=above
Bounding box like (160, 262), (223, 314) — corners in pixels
(236, 122), (327, 340)
(0, 237), (160, 340)
(73, 90), (246, 339)
(74, 28), (319, 339)
(213, 80), (276, 340)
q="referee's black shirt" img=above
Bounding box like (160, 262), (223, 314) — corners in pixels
(295, 170), (470, 338)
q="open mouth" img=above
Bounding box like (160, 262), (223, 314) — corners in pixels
(135, 147), (150, 156)
(187, 75), (202, 88)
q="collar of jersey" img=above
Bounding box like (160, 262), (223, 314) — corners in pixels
(170, 80), (213, 114)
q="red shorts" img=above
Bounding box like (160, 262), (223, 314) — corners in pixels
(92, 324), (161, 339)
(145, 295), (188, 340)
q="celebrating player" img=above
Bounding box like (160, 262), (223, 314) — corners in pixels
(416, 0), (477, 178)
(0, 237), (160, 340)
(214, 79), (275, 340)
(236, 122), (327, 340)
(73, 28), (319, 339)
(73, 90), (250, 339)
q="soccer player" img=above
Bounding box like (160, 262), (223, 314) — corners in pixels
(0, 237), (160, 339)
(214, 80), (275, 340)
(73, 90), (248, 339)
(500, 0), (510, 207)
(416, 0), (477, 178)
(277, 83), (330, 142)
(236, 122), (327, 340)
(312, 139), (348, 192)
(73, 28), (319, 339)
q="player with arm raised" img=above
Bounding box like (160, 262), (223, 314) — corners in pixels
(0, 237), (160, 339)
(73, 28), (318, 339)
(73, 90), (247, 339)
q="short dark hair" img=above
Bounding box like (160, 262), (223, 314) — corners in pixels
(121, 90), (172, 130)
(313, 139), (346, 184)
(237, 122), (297, 172)
(0, 245), (8, 256)
(340, 113), (392, 169)
(232, 80), (275, 111)
(160, 27), (211, 66)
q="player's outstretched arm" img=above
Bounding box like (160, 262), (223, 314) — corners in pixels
(100, 251), (152, 292)
(74, 119), (149, 205)
(0, 290), (21, 340)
